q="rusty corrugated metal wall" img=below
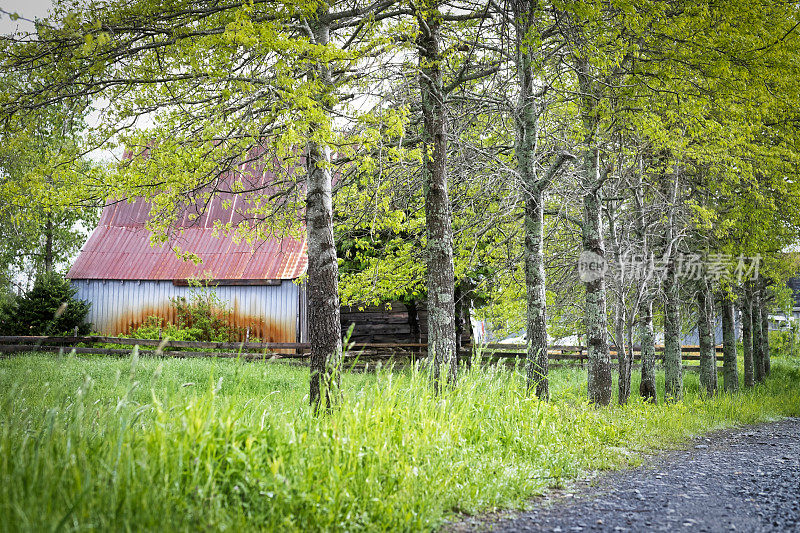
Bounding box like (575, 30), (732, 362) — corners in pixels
(72, 279), (304, 342)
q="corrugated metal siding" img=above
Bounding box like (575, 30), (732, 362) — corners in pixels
(72, 279), (300, 342)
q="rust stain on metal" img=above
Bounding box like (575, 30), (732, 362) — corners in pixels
(110, 305), (295, 343)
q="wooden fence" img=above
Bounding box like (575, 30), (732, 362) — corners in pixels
(0, 336), (724, 370)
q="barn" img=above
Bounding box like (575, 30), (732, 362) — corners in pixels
(67, 194), (308, 343)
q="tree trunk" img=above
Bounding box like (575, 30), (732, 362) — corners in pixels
(307, 7), (342, 413)
(615, 297), (632, 405)
(512, 0), (550, 399)
(455, 284), (464, 351)
(582, 180), (612, 405)
(605, 201), (631, 405)
(632, 170), (655, 404)
(741, 286), (754, 387)
(523, 186), (549, 398)
(638, 298), (657, 403)
(759, 284), (771, 378)
(44, 213), (54, 274)
(697, 281), (717, 396)
(576, 54), (612, 406)
(663, 259), (683, 401)
(417, 4), (457, 392)
(721, 296), (739, 393)
(752, 284), (765, 383)
(663, 167), (682, 401)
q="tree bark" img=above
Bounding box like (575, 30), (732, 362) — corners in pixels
(582, 171), (612, 405)
(697, 280), (717, 396)
(663, 259), (683, 401)
(740, 285), (754, 388)
(615, 313), (632, 405)
(307, 6), (342, 413)
(759, 283), (771, 378)
(575, 54), (612, 406)
(524, 186), (550, 398)
(513, 0), (552, 399)
(606, 203), (631, 405)
(721, 295), (739, 393)
(752, 284), (765, 384)
(632, 170), (655, 404)
(455, 284), (464, 351)
(417, 3), (457, 392)
(663, 167), (682, 401)
(638, 298), (657, 403)
(44, 213), (54, 274)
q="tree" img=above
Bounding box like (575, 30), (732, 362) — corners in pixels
(0, 82), (99, 287)
(720, 292), (739, 393)
(741, 283), (755, 387)
(0, 272), (91, 336)
(507, 0), (575, 399)
(413, 1), (458, 391)
(1, 0), (407, 412)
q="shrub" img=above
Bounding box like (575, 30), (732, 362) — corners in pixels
(0, 272), (91, 335)
(769, 329), (799, 358)
(128, 279), (243, 342)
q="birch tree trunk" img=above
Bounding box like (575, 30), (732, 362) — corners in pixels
(663, 168), (682, 401)
(753, 285), (765, 383)
(582, 153), (612, 405)
(512, 0), (575, 399)
(721, 296), (739, 393)
(307, 7), (342, 412)
(44, 213), (54, 274)
(523, 186), (550, 398)
(606, 203), (631, 404)
(615, 305), (632, 404)
(574, 53), (612, 405)
(417, 3), (457, 392)
(697, 280), (717, 396)
(638, 299), (657, 403)
(759, 284), (771, 378)
(633, 172), (656, 403)
(514, 3), (546, 397)
(741, 286), (755, 388)
(663, 259), (683, 401)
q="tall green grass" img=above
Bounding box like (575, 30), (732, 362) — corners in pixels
(0, 353), (798, 531)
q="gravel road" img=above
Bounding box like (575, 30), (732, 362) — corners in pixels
(452, 418), (800, 533)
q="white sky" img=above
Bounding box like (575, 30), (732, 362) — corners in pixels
(0, 0), (53, 36)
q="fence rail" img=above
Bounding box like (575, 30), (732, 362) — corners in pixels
(0, 336), (725, 369)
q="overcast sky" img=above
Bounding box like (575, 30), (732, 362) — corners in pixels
(1, 0), (53, 36)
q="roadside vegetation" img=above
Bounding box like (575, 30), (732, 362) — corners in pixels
(1, 353), (798, 532)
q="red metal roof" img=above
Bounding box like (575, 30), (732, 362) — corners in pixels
(68, 157), (308, 281)
(68, 223), (307, 281)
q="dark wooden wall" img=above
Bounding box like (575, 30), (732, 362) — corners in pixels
(340, 301), (429, 344)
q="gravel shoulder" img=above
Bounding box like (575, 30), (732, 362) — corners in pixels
(447, 417), (800, 533)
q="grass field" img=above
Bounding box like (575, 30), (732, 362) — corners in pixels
(1, 352), (798, 532)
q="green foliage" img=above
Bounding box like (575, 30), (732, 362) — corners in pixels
(0, 354), (798, 531)
(0, 272), (90, 335)
(0, 75), (101, 288)
(768, 329), (799, 358)
(171, 280), (242, 342)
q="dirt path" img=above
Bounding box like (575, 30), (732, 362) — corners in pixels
(450, 418), (800, 532)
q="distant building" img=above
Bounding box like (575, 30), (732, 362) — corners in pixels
(767, 276), (800, 331)
(67, 189), (308, 343)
